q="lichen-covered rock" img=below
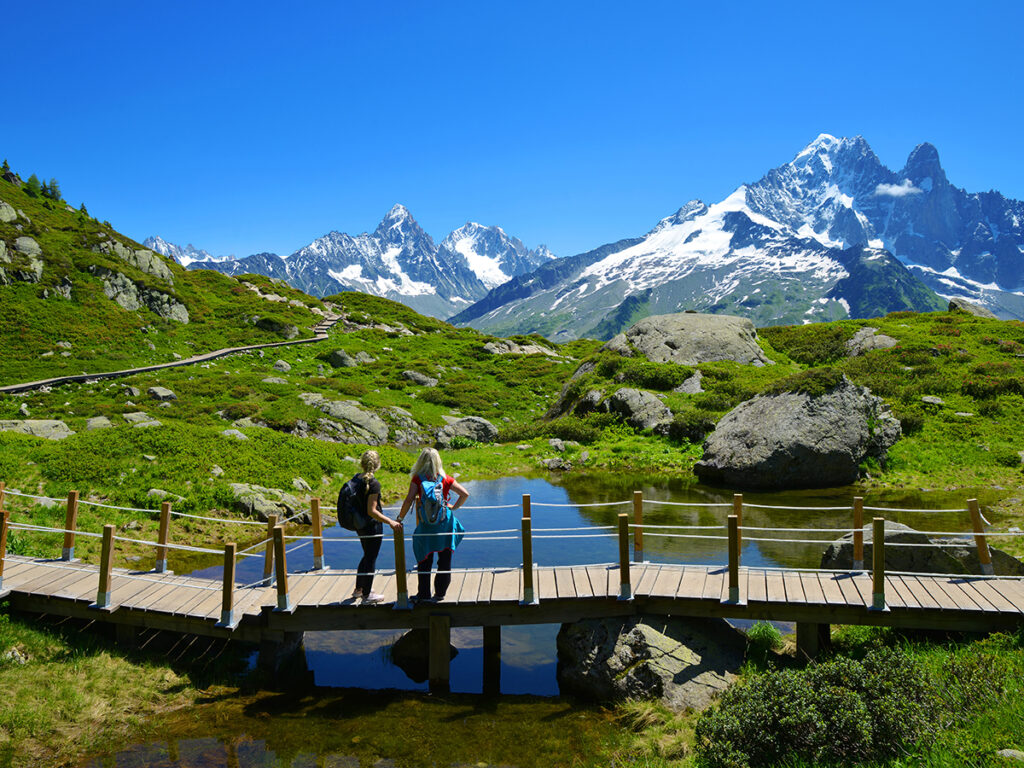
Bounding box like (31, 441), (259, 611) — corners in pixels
(123, 411), (162, 428)
(326, 349), (357, 368)
(0, 420), (75, 440)
(605, 388), (672, 431)
(91, 266), (189, 323)
(85, 416), (113, 430)
(14, 236), (41, 257)
(674, 370), (704, 394)
(148, 386), (176, 401)
(228, 482), (309, 524)
(483, 340), (557, 357)
(948, 297), (998, 319)
(821, 521), (1024, 576)
(695, 375), (901, 489)
(845, 327), (899, 356)
(557, 616), (745, 711)
(436, 416), (498, 448)
(273, 359), (291, 373)
(299, 393), (389, 444)
(0, 201), (16, 223)
(604, 312), (771, 367)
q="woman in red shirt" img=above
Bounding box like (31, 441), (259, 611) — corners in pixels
(398, 447), (469, 603)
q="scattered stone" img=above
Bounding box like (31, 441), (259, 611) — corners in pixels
(142, 454), (157, 461)
(228, 482), (308, 523)
(292, 477), (312, 492)
(579, 450), (590, 463)
(482, 339), (557, 357)
(403, 370), (439, 387)
(549, 438), (566, 452)
(921, 395), (945, 406)
(148, 386), (176, 401)
(354, 351), (376, 364)
(221, 429), (248, 440)
(695, 375), (901, 489)
(18, 403), (29, 417)
(517, 444), (531, 451)
(273, 359), (291, 373)
(147, 489), (186, 504)
(326, 349), (358, 368)
(86, 416), (113, 430)
(0, 420), (75, 440)
(436, 416), (498, 449)
(603, 312), (772, 367)
(948, 297), (998, 319)
(0, 201), (16, 223)
(124, 386), (141, 397)
(1, 647), (29, 666)
(541, 457), (571, 471)
(262, 376), (289, 385)
(674, 370), (704, 394)
(55, 340), (72, 349)
(211, 465), (224, 477)
(822, 521), (1024, 576)
(845, 327), (899, 356)
(995, 749), (1024, 762)
(557, 616), (746, 711)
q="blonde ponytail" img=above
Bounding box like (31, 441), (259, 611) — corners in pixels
(360, 450), (381, 482)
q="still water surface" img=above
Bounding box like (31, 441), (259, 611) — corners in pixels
(83, 475), (976, 767)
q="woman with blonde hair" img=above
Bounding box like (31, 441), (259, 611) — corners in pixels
(350, 449), (402, 604)
(397, 447), (469, 603)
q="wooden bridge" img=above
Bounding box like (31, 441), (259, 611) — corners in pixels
(1, 485), (1022, 690)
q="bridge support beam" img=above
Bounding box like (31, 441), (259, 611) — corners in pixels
(429, 614), (451, 693)
(258, 630), (308, 686)
(795, 622), (831, 660)
(483, 624), (501, 696)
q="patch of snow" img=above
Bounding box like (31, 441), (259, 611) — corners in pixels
(452, 236), (510, 289)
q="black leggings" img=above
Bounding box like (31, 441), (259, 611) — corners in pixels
(355, 526), (383, 595)
(416, 548), (453, 599)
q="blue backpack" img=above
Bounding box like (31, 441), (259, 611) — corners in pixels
(418, 475), (448, 525)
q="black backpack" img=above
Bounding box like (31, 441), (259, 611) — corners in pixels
(337, 474), (371, 531)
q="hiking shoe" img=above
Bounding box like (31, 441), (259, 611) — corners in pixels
(410, 595), (435, 606)
(433, 593), (446, 603)
(361, 592), (386, 604)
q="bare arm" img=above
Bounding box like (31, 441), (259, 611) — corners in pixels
(367, 488), (401, 531)
(448, 480), (469, 511)
(397, 480), (418, 523)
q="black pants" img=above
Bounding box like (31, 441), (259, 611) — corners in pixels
(416, 548), (453, 599)
(355, 525), (383, 595)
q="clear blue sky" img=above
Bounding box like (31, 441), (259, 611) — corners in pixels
(5, 1), (1022, 259)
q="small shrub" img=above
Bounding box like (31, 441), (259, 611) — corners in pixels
(666, 410), (717, 443)
(998, 339), (1024, 354)
(222, 402), (258, 421)
(763, 367), (844, 397)
(993, 447), (1022, 468)
(335, 381), (368, 397)
(962, 375), (1024, 399)
(758, 324), (853, 365)
(692, 392), (734, 412)
(895, 411), (925, 435)
(447, 435), (480, 450)
(546, 416), (601, 444)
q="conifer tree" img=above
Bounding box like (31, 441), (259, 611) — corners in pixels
(47, 178), (62, 201)
(25, 174), (41, 196)
(1, 159), (9, 174)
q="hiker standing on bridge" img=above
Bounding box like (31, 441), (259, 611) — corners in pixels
(398, 447), (469, 604)
(350, 450), (402, 604)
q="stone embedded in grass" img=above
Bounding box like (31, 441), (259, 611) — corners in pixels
(845, 326), (899, 356)
(221, 429), (248, 440)
(435, 416), (497, 449)
(86, 416), (113, 430)
(273, 359), (291, 373)
(122, 411), (162, 428)
(402, 370), (438, 387)
(148, 386), (176, 401)
(261, 376), (289, 385)
(229, 482), (307, 523)
(147, 488), (185, 503)
(0, 419), (75, 440)
(921, 395), (944, 406)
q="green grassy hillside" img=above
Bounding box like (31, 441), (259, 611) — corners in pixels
(0, 169), (325, 385)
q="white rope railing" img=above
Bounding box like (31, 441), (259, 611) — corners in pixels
(168, 510), (265, 526)
(642, 499), (733, 508)
(742, 503), (853, 511)
(863, 505), (969, 513)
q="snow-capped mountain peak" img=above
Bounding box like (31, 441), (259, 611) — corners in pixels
(143, 236), (227, 267)
(440, 221), (556, 291)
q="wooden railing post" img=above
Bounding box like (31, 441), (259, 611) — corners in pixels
(727, 514), (740, 603)
(522, 493), (531, 520)
(0, 509), (9, 593)
(633, 490), (644, 562)
(617, 512), (632, 600)
(155, 502), (172, 573)
(273, 524), (291, 612)
(62, 490), (79, 561)
(95, 524), (115, 609)
(853, 497), (865, 571)
(262, 513), (278, 586)
(0, 481), (6, 511)
(311, 497), (327, 570)
(871, 517), (886, 611)
(218, 543), (237, 627)
(733, 493), (743, 557)
(394, 524), (409, 609)
(968, 499), (994, 575)
(521, 516), (536, 605)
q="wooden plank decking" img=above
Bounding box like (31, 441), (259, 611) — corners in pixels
(2, 556), (1022, 641)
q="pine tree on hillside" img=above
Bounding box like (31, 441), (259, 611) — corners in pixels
(80, 202), (88, 216)
(25, 174), (41, 196)
(45, 178), (62, 201)
(1, 159), (9, 174)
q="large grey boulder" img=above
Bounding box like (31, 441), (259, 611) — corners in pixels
(14, 236), (41, 257)
(123, 411), (162, 428)
(557, 616), (745, 711)
(436, 416), (498, 448)
(91, 266), (189, 323)
(299, 393), (389, 444)
(228, 482), (309, 524)
(695, 376), (901, 489)
(325, 349), (357, 368)
(604, 313), (771, 367)
(85, 416), (113, 430)
(0, 420), (75, 440)
(605, 388), (672, 431)
(483, 339), (557, 357)
(948, 297), (998, 319)
(0, 201), (16, 223)
(821, 521), (1024, 576)
(845, 327), (899, 356)
(273, 359), (291, 373)
(148, 386), (176, 401)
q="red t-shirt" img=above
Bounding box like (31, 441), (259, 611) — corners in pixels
(411, 474), (454, 502)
